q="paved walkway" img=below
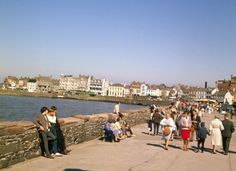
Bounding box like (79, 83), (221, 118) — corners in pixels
(2, 113), (236, 171)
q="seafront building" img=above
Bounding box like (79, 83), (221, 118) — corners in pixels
(1, 74), (236, 103)
(78, 75), (92, 92)
(27, 79), (37, 93)
(108, 83), (125, 97)
(35, 75), (53, 93)
(89, 78), (109, 96)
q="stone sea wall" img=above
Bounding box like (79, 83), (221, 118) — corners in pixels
(0, 108), (149, 169)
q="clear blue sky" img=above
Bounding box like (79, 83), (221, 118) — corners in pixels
(0, 0), (235, 86)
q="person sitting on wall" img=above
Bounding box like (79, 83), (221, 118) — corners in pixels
(110, 119), (123, 142)
(118, 113), (135, 137)
(104, 119), (115, 142)
(33, 107), (56, 159)
(49, 106), (71, 155)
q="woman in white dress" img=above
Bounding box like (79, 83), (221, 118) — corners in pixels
(160, 113), (176, 150)
(209, 116), (224, 154)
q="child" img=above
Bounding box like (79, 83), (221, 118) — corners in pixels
(196, 122), (209, 153)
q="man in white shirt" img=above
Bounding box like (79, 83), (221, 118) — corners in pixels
(114, 102), (120, 114)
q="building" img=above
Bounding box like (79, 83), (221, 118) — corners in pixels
(230, 75), (236, 92)
(161, 88), (171, 98)
(59, 75), (80, 91)
(130, 81), (142, 96)
(195, 88), (208, 100)
(124, 85), (131, 97)
(216, 80), (230, 92)
(51, 79), (60, 93)
(27, 79), (37, 93)
(212, 91), (227, 103)
(224, 91), (234, 105)
(36, 75), (53, 93)
(108, 83), (125, 97)
(78, 75), (92, 92)
(140, 83), (148, 96)
(146, 85), (162, 97)
(17, 77), (29, 90)
(4, 76), (18, 90)
(89, 78), (109, 96)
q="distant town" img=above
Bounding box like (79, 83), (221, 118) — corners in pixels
(0, 74), (236, 104)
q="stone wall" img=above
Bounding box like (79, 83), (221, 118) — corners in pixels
(0, 108), (149, 169)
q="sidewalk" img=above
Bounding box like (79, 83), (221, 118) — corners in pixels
(2, 112), (236, 171)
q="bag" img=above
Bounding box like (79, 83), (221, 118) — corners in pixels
(163, 127), (171, 136)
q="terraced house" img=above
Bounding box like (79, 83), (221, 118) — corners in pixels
(108, 83), (125, 97)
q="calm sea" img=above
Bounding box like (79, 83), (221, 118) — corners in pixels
(0, 95), (144, 121)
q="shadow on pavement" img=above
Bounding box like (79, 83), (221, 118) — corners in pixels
(147, 143), (165, 149)
(229, 150), (236, 154)
(142, 131), (150, 135)
(168, 144), (182, 150)
(64, 169), (89, 171)
(191, 146), (214, 154)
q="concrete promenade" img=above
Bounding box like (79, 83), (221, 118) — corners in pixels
(2, 112), (236, 171)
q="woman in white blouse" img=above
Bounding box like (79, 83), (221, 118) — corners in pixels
(160, 113), (176, 150)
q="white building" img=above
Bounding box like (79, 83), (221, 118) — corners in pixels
(27, 79), (37, 92)
(195, 88), (207, 100)
(108, 83), (125, 97)
(140, 84), (148, 96)
(224, 91), (234, 105)
(89, 78), (109, 96)
(147, 85), (162, 97)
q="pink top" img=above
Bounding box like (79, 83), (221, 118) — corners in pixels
(180, 116), (192, 130)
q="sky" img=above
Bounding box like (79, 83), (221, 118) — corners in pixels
(0, 0), (235, 87)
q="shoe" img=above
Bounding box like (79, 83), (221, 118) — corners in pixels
(55, 152), (63, 157)
(195, 149), (199, 153)
(213, 152), (216, 154)
(201, 151), (204, 153)
(224, 152), (228, 155)
(45, 155), (54, 159)
(51, 153), (55, 157)
(131, 134), (136, 137)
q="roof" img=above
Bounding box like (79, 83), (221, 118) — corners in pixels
(110, 83), (124, 87)
(6, 76), (18, 81)
(28, 79), (37, 83)
(36, 75), (52, 82)
(130, 81), (142, 89)
(79, 75), (91, 81)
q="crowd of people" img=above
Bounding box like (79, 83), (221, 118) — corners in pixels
(33, 106), (71, 159)
(147, 102), (235, 154)
(33, 101), (235, 160)
(104, 112), (135, 142)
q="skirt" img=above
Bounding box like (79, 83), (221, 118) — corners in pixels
(181, 129), (190, 139)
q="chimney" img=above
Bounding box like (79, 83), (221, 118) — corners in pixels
(205, 81), (208, 89)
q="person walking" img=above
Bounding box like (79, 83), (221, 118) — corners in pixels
(190, 109), (201, 141)
(180, 111), (192, 151)
(196, 122), (209, 153)
(209, 116), (224, 154)
(160, 113), (176, 150)
(152, 109), (162, 135)
(221, 113), (235, 155)
(114, 102), (120, 114)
